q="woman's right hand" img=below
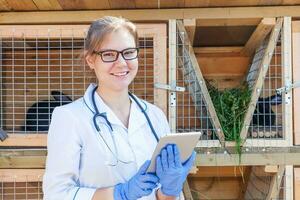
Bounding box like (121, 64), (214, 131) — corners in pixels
(114, 160), (159, 200)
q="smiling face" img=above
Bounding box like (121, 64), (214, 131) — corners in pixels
(86, 28), (138, 93)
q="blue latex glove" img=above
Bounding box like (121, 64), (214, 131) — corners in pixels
(114, 160), (159, 200)
(156, 144), (196, 197)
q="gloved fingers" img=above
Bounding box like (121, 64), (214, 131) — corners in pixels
(140, 174), (159, 184)
(138, 160), (151, 175)
(167, 144), (175, 168)
(183, 151), (196, 170)
(156, 155), (163, 174)
(161, 148), (169, 170)
(141, 188), (154, 196)
(173, 144), (182, 168)
(139, 181), (158, 190)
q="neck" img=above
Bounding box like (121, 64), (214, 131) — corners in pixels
(96, 86), (130, 111)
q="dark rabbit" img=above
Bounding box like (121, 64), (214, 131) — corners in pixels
(22, 91), (72, 132)
(252, 94), (282, 126)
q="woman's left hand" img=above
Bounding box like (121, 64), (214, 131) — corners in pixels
(155, 144), (196, 197)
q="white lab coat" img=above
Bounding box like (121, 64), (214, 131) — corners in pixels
(43, 83), (171, 200)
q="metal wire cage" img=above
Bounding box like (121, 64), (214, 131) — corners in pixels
(0, 24), (167, 138)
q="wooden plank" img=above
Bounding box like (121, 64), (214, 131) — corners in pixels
(153, 24), (167, 115)
(194, 46), (244, 56)
(183, 181), (194, 200)
(292, 21), (300, 145)
(183, 18), (196, 45)
(240, 18), (283, 142)
(266, 165), (285, 200)
(109, 0), (135, 9)
(0, 134), (47, 147)
(196, 18), (262, 27)
(241, 18), (276, 56)
(80, 0), (110, 9)
(284, 165), (294, 200)
(2, 147), (300, 168)
(48, 0), (63, 10)
(177, 20), (225, 146)
(6, 0), (38, 11)
(282, 17), (293, 146)
(2, 6), (300, 24)
(295, 167), (300, 200)
(189, 166), (247, 177)
(0, 25), (88, 38)
(265, 165), (278, 173)
(168, 20), (177, 132)
(0, 169), (44, 182)
(195, 146), (300, 166)
(32, 0), (62, 10)
(0, 0), (11, 11)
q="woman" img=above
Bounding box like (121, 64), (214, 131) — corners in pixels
(43, 16), (195, 200)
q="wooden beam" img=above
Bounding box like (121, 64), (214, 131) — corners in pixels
(168, 19), (177, 132)
(265, 165), (278, 173)
(266, 165), (285, 200)
(0, 134), (47, 147)
(0, 169), (44, 182)
(189, 166), (247, 177)
(241, 18), (276, 56)
(292, 21), (300, 145)
(1, 6), (300, 24)
(195, 146), (300, 166)
(282, 17), (293, 146)
(240, 18), (282, 142)
(294, 167), (300, 200)
(193, 46), (243, 55)
(153, 24), (168, 115)
(2, 147), (300, 168)
(177, 20), (226, 146)
(196, 18), (261, 27)
(183, 18), (196, 45)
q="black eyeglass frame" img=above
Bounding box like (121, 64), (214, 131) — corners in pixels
(93, 47), (139, 63)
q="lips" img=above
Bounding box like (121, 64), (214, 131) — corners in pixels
(111, 71), (129, 77)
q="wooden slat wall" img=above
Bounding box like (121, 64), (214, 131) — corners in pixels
(1, 0), (300, 11)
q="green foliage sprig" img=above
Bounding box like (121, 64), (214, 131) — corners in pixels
(208, 82), (252, 159)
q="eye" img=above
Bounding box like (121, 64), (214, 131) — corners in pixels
(123, 49), (136, 56)
(102, 51), (116, 57)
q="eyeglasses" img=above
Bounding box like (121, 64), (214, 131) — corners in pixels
(93, 47), (139, 63)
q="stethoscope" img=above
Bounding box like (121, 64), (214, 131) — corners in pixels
(84, 86), (159, 166)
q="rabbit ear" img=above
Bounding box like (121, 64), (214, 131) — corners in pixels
(51, 91), (72, 102)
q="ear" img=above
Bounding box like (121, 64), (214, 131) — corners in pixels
(85, 53), (96, 70)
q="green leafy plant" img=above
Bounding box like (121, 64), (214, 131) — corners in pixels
(208, 82), (252, 160)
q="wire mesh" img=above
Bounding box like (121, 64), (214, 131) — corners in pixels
(0, 26), (155, 134)
(0, 176), (43, 200)
(247, 31), (284, 140)
(175, 25), (218, 142)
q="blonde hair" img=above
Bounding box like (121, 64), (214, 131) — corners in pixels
(84, 16), (138, 57)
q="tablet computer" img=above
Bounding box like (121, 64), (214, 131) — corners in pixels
(147, 132), (202, 173)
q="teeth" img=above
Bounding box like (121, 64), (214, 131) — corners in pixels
(113, 72), (127, 76)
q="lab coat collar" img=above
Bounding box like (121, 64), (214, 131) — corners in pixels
(83, 84), (147, 131)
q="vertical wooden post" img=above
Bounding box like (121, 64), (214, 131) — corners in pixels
(282, 17), (293, 146)
(153, 24), (168, 115)
(168, 19), (177, 132)
(292, 21), (300, 145)
(0, 37), (3, 129)
(284, 165), (294, 200)
(294, 167), (300, 199)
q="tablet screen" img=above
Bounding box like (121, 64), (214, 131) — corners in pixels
(147, 132), (202, 173)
